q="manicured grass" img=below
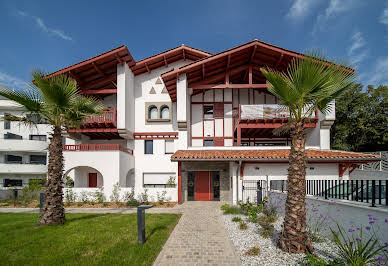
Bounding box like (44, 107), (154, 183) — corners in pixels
(0, 213), (181, 265)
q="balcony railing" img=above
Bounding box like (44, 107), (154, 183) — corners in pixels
(63, 144), (133, 155)
(233, 104), (318, 130)
(82, 108), (117, 126)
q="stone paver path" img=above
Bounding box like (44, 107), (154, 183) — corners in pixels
(153, 201), (241, 266)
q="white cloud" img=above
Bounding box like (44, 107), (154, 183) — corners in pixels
(347, 31), (368, 65)
(380, 5), (388, 25)
(0, 71), (27, 90)
(313, 0), (359, 34)
(348, 31), (365, 55)
(286, 0), (321, 20)
(17, 10), (73, 41)
(367, 57), (388, 86)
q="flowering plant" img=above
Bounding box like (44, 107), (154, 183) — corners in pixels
(330, 223), (387, 265)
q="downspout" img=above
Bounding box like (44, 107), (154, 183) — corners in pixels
(235, 161), (242, 204)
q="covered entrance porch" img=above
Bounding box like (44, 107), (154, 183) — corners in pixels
(177, 161), (232, 204)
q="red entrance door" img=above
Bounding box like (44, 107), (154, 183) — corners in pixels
(88, 173), (97, 188)
(195, 171), (212, 201)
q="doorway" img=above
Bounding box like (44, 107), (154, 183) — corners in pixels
(188, 171), (220, 201)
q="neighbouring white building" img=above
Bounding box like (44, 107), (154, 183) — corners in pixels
(0, 96), (50, 198)
(0, 40), (380, 203)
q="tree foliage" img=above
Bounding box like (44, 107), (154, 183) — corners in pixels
(331, 84), (388, 152)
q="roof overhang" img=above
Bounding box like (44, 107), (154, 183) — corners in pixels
(45, 46), (135, 96)
(130, 45), (211, 76)
(161, 39), (354, 102)
(171, 149), (380, 163)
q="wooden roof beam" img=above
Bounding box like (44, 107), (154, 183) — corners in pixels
(249, 45), (257, 63)
(145, 62), (150, 73)
(193, 84), (268, 89)
(163, 55), (168, 67)
(275, 53), (284, 68)
(202, 64), (205, 79)
(115, 53), (123, 64)
(83, 74), (116, 89)
(183, 49), (186, 61)
(82, 88), (117, 95)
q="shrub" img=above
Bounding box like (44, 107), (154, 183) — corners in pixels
(239, 221), (248, 230)
(138, 189), (149, 204)
(238, 199), (253, 215)
(245, 246), (260, 256)
(166, 176), (176, 188)
(110, 182), (121, 203)
(79, 191), (89, 203)
(64, 176), (74, 188)
(123, 188), (139, 207)
(64, 189), (77, 203)
(258, 216), (274, 239)
(330, 224), (387, 265)
(221, 204), (230, 211)
(247, 205), (262, 223)
(232, 217), (242, 223)
(21, 181), (43, 204)
(156, 190), (167, 205)
(224, 206), (243, 215)
(93, 186), (105, 203)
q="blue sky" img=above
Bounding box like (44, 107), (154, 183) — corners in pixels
(0, 0), (387, 90)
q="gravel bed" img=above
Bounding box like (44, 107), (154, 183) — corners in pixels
(221, 212), (339, 266)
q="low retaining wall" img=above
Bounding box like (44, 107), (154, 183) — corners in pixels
(268, 191), (388, 242)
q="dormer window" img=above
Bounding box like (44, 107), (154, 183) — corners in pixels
(148, 106), (158, 119)
(160, 106), (170, 119)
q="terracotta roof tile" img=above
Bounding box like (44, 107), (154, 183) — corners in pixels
(171, 149), (380, 162)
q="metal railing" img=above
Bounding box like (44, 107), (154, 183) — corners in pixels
(63, 144), (133, 155)
(358, 151), (388, 172)
(270, 179), (387, 207)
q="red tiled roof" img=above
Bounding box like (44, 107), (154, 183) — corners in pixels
(171, 149), (380, 162)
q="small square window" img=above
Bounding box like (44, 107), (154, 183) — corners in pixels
(165, 140), (174, 154)
(145, 140), (153, 154)
(204, 105), (214, 119)
(204, 140), (214, 146)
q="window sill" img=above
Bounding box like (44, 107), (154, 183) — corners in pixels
(147, 119), (171, 122)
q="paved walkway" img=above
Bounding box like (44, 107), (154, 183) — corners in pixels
(154, 202), (241, 266)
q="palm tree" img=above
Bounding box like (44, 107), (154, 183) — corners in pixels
(260, 52), (356, 253)
(0, 71), (104, 225)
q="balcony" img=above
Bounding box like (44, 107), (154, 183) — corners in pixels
(81, 108), (117, 128)
(233, 104), (318, 144)
(63, 144), (132, 155)
(0, 163), (47, 174)
(0, 139), (48, 152)
(67, 109), (122, 139)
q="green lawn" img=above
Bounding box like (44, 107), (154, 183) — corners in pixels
(0, 213), (181, 266)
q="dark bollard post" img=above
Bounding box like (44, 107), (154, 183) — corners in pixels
(257, 182), (262, 206)
(137, 205), (153, 244)
(371, 180), (376, 207)
(13, 189), (18, 200)
(40, 192), (44, 214)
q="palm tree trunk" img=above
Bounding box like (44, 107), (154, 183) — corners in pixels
(278, 120), (314, 253)
(38, 126), (65, 225)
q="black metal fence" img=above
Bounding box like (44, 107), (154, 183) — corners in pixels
(270, 179), (387, 207)
(241, 180), (266, 203)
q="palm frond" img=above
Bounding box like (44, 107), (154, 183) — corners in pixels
(0, 87), (42, 112)
(261, 50), (357, 121)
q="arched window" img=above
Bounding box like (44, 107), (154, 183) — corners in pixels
(160, 106), (170, 119)
(148, 106), (158, 119)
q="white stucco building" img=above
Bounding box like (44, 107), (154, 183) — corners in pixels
(1, 40), (380, 203)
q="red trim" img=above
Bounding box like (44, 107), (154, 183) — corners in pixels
(63, 144), (133, 155)
(68, 128), (118, 133)
(178, 162), (182, 204)
(134, 132), (178, 140)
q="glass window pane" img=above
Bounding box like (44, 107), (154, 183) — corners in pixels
(165, 140), (174, 154)
(204, 105), (214, 119)
(149, 107), (158, 119)
(145, 140), (153, 154)
(161, 106), (170, 119)
(204, 140), (214, 146)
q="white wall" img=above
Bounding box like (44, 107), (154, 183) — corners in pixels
(268, 191), (388, 242)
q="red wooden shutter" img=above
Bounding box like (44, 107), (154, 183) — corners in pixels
(214, 138), (224, 146)
(214, 103), (224, 119)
